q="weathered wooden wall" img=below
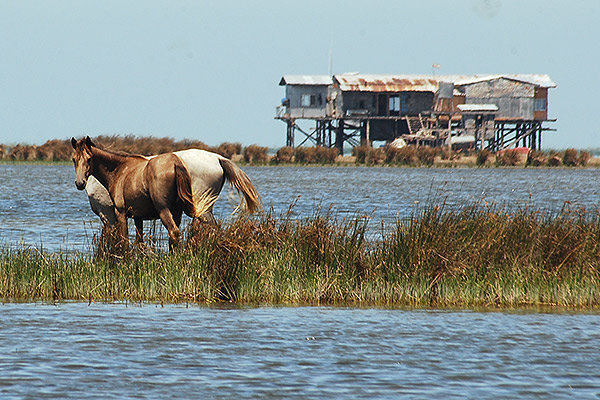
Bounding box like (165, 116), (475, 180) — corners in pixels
(285, 84), (329, 118)
(339, 91), (434, 116)
(533, 88), (548, 120)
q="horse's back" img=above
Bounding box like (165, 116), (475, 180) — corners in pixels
(144, 153), (182, 187)
(173, 149), (225, 193)
(176, 149), (261, 213)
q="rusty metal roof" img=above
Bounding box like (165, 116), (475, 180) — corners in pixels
(333, 74), (556, 92)
(279, 75), (332, 86)
(333, 74), (441, 92)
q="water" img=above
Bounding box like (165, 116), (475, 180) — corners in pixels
(2, 166), (600, 398)
(0, 303), (598, 399)
(2, 164), (600, 252)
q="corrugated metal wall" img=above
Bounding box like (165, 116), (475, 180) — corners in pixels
(466, 97), (534, 120)
(463, 78), (536, 120)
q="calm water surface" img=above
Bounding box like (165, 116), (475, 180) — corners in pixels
(0, 303), (599, 399)
(2, 164), (600, 251)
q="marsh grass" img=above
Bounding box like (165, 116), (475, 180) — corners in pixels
(243, 144), (269, 165)
(293, 146), (339, 164)
(3, 135), (598, 169)
(2, 204), (600, 308)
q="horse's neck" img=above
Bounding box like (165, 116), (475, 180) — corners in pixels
(90, 147), (131, 191)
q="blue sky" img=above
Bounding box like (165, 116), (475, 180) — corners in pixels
(0, 0), (598, 149)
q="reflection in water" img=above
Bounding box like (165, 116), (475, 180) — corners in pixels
(1, 164), (600, 251)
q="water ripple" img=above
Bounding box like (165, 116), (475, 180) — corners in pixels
(3, 304), (600, 398)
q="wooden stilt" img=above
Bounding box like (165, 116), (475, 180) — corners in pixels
(286, 120), (295, 147)
(336, 120), (345, 155)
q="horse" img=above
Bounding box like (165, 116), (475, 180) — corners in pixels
(71, 137), (261, 250)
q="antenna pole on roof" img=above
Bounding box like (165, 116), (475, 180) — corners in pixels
(328, 27), (334, 77)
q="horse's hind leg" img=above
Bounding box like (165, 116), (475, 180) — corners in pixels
(189, 209), (217, 239)
(172, 209), (183, 227)
(157, 208), (182, 250)
(196, 207), (217, 225)
(202, 209), (217, 225)
(134, 218), (144, 244)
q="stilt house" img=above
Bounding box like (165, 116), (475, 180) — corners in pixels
(276, 73), (556, 153)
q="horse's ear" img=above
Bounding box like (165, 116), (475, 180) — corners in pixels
(71, 138), (77, 149)
(85, 136), (95, 147)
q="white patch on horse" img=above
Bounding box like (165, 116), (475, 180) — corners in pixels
(85, 175), (116, 225)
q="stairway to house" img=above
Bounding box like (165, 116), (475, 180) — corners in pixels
(404, 115), (425, 135)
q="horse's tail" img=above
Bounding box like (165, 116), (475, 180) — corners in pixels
(174, 157), (218, 218)
(219, 158), (262, 213)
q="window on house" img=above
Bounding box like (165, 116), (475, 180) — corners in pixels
(534, 98), (547, 111)
(301, 94), (316, 107)
(389, 96), (400, 112)
(401, 93), (409, 113)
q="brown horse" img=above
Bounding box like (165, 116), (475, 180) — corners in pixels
(71, 136), (261, 250)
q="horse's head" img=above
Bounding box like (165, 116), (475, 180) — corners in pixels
(71, 136), (95, 190)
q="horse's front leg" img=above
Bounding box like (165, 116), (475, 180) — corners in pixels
(115, 209), (129, 250)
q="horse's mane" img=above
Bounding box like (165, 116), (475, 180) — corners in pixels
(92, 143), (149, 160)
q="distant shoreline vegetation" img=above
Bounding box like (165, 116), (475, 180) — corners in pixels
(0, 135), (596, 168)
(1, 204), (600, 308)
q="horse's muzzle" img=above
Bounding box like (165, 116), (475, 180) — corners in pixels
(75, 180), (86, 190)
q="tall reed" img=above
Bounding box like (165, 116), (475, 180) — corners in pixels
(2, 204), (599, 308)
